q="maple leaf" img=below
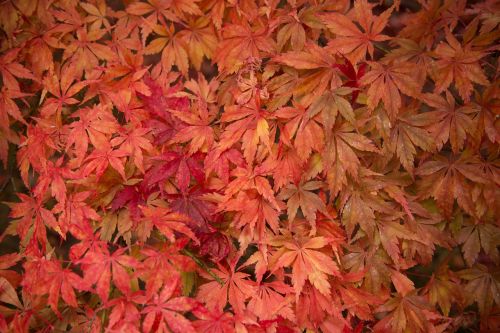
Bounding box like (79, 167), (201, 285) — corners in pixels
(247, 280), (294, 321)
(396, 0), (448, 48)
(145, 151), (205, 193)
(106, 292), (144, 333)
(218, 95), (274, 164)
(163, 0), (203, 19)
(142, 278), (199, 333)
(318, 0), (393, 64)
(144, 24), (190, 75)
(100, 49), (151, 96)
(423, 265), (462, 316)
(334, 60), (367, 103)
(82, 144), (129, 181)
(0, 48), (36, 91)
(78, 247), (139, 302)
(386, 104), (436, 173)
(139, 204), (198, 244)
(276, 5), (324, 52)
(111, 183), (151, 220)
(126, 0), (176, 24)
(40, 63), (89, 118)
(149, 75), (189, 108)
(271, 236), (340, 296)
(142, 279), (198, 333)
(461, 154), (500, 220)
(139, 244), (195, 298)
(197, 260), (256, 314)
(168, 186), (216, 232)
(107, 89), (148, 124)
(139, 78), (188, 143)
(22, 29), (55, 77)
(177, 17), (218, 71)
(323, 122), (379, 196)
(110, 126), (154, 174)
(335, 281), (383, 322)
(347, 255), (389, 298)
(42, 260), (89, 315)
(416, 153), (487, 218)
(382, 38), (433, 87)
(68, 230), (108, 263)
(241, 249), (270, 286)
(53, 191), (101, 240)
(197, 231), (230, 264)
(272, 145), (304, 190)
(341, 193), (375, 239)
(390, 269), (415, 297)
(295, 280), (343, 328)
(275, 101), (325, 162)
(65, 104), (119, 165)
(471, 85), (499, 144)
(404, 217), (455, 265)
(205, 148), (245, 184)
(214, 20), (275, 74)
(422, 92), (477, 154)
(458, 264), (500, 319)
(0, 88), (29, 130)
(374, 293), (443, 333)
(15, 120), (61, 187)
(278, 180), (328, 233)
(456, 220), (500, 267)
(62, 27), (115, 75)
(192, 308), (235, 333)
(49, 4), (86, 35)
(309, 87), (356, 129)
(32, 157), (74, 204)
(183, 73), (219, 106)
(222, 189), (282, 250)
(432, 29), (489, 102)
(8, 193), (61, 247)
(80, 1), (110, 31)
(220, 161), (281, 216)
(265, 69), (299, 109)
(0, 253), (21, 288)
(359, 61), (422, 119)
(169, 78), (217, 155)
(0, 277), (22, 310)
(273, 43), (343, 97)
(377, 218), (421, 265)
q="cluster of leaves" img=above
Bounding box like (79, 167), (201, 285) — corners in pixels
(0, 0), (499, 332)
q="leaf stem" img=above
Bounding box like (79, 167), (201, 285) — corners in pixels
(181, 248), (224, 286)
(374, 43), (390, 54)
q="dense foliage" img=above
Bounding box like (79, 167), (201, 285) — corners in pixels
(0, 0), (499, 332)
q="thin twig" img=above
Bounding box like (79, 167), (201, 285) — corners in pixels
(181, 248), (224, 286)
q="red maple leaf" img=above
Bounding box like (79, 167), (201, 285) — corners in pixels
(78, 247), (139, 302)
